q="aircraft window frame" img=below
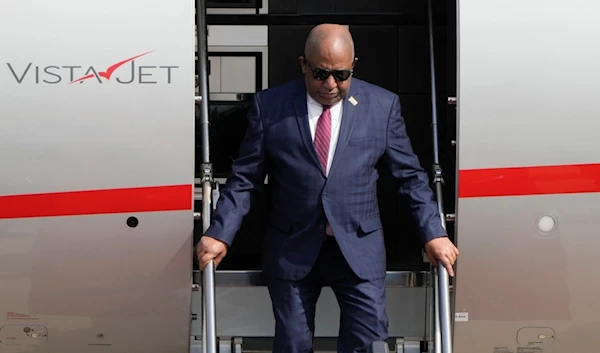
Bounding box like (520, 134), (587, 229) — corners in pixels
(195, 52), (263, 180)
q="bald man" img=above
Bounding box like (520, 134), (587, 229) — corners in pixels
(197, 24), (459, 353)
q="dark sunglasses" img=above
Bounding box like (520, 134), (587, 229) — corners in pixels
(305, 60), (354, 82)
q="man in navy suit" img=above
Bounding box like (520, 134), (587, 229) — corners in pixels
(197, 24), (459, 353)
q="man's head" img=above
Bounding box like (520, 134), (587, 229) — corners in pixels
(299, 24), (357, 106)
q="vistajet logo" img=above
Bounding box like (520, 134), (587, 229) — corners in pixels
(5, 50), (179, 84)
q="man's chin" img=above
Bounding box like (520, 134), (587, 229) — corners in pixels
(317, 93), (341, 105)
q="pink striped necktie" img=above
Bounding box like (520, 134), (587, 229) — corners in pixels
(314, 105), (331, 174)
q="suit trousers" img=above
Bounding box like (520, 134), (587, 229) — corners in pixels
(266, 236), (389, 353)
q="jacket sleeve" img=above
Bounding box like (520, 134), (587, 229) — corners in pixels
(203, 94), (268, 247)
(385, 94), (447, 244)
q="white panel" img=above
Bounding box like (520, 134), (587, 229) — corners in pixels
(209, 46), (268, 91)
(207, 25), (268, 46)
(209, 56), (222, 93)
(457, 0), (600, 169)
(0, 1), (195, 194)
(221, 57), (256, 93)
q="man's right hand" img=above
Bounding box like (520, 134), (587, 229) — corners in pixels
(196, 235), (228, 270)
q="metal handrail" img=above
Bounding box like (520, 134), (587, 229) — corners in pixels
(196, 0), (217, 352)
(426, 0), (454, 352)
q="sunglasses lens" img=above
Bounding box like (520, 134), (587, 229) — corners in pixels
(333, 71), (352, 81)
(313, 69), (330, 80)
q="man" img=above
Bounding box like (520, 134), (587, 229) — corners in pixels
(196, 24), (459, 353)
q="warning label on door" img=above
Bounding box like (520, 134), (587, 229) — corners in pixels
(494, 345), (545, 352)
(493, 347), (514, 353)
(455, 312), (469, 322)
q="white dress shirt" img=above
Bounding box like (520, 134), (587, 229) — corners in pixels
(307, 93), (343, 236)
(306, 93), (343, 176)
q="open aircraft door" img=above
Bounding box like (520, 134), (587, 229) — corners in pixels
(194, 0), (454, 352)
(453, 0), (600, 352)
(0, 0), (195, 352)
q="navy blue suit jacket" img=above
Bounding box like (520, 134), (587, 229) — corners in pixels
(204, 78), (446, 281)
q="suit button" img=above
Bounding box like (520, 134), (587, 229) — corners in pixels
(319, 224), (325, 230)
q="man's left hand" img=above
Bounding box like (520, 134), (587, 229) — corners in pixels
(424, 237), (459, 277)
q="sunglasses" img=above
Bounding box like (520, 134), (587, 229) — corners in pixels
(304, 60), (354, 82)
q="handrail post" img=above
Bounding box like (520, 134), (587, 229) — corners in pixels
(196, 0), (217, 352)
(433, 267), (441, 353)
(437, 263), (452, 353)
(426, 0), (454, 352)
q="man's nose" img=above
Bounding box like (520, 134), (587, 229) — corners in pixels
(323, 75), (337, 89)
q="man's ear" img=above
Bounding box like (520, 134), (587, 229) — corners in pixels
(298, 55), (306, 74)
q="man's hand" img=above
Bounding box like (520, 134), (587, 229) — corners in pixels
(424, 237), (459, 277)
(196, 235), (228, 270)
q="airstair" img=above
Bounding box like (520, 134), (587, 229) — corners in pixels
(192, 0), (456, 352)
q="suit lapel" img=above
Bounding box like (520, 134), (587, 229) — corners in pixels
(327, 84), (360, 177)
(292, 84), (325, 177)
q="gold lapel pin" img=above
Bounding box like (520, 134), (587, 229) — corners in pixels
(349, 96), (358, 106)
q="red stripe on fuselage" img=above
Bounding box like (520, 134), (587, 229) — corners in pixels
(1, 163), (598, 219)
(0, 184), (193, 219)
(458, 163), (600, 198)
